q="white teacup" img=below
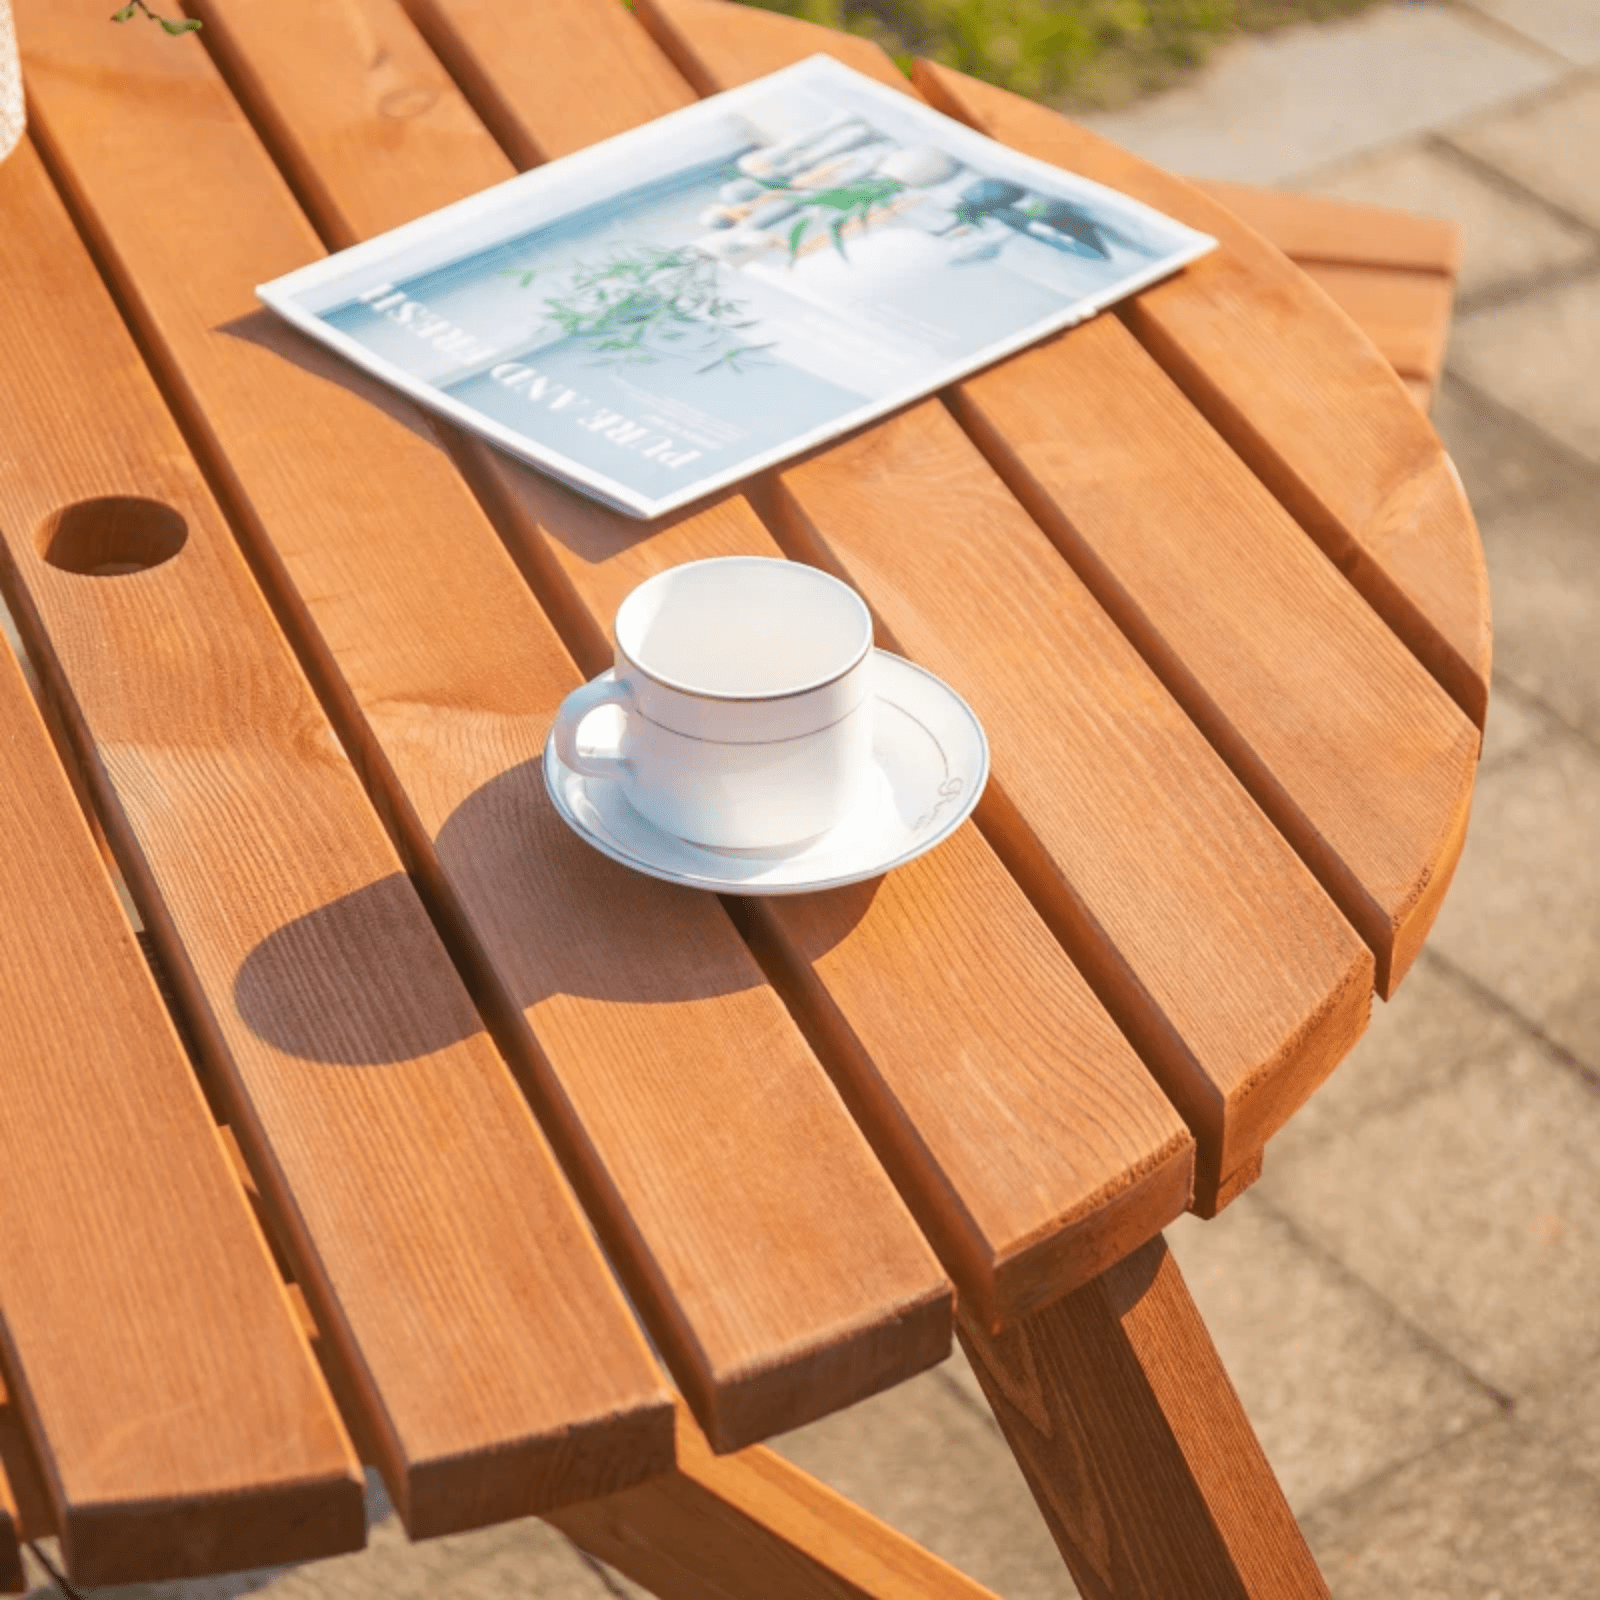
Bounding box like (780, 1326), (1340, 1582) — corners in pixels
(552, 557), (876, 851)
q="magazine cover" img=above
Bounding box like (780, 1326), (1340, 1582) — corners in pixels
(257, 55), (1215, 519)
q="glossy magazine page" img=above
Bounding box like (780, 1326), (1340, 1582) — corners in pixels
(257, 55), (1215, 519)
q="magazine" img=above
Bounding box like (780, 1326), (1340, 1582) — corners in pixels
(257, 55), (1216, 520)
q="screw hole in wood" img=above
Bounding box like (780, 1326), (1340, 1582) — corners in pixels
(39, 497), (188, 576)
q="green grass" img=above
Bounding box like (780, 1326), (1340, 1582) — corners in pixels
(737, 0), (1384, 109)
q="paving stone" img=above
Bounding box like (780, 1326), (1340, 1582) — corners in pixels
(1464, 0), (1600, 64)
(1453, 76), (1600, 231)
(1524, 1360), (1600, 1482)
(1304, 1416), (1600, 1599)
(1479, 680), (1555, 774)
(1431, 376), (1593, 517)
(1428, 723), (1600, 1069)
(1079, 3), (1556, 186)
(1491, 1), (1600, 64)
(1261, 1029), (1600, 1397)
(1163, 1197), (1497, 1515)
(1451, 269), (1600, 467)
(1301, 138), (1596, 300)
(1272, 954), (1521, 1145)
(770, 1365), (1077, 1599)
(1476, 487), (1600, 742)
(933, 1337), (999, 1422)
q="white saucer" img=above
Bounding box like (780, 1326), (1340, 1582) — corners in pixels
(543, 650), (989, 894)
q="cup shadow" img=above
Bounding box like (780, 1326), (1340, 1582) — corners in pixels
(234, 757), (883, 1066)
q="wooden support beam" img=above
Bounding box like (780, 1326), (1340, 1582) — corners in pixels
(959, 1237), (1329, 1600)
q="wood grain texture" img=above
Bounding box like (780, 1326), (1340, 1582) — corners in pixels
(960, 1236), (1331, 1599)
(404, 0), (698, 162)
(1189, 179), (1461, 276)
(25, 0), (954, 1456)
(0, 127), (674, 1538)
(947, 318), (1478, 999)
(643, 0), (1477, 1001)
(1186, 183), (1459, 395)
(1299, 261), (1456, 385)
(551, 1405), (1000, 1598)
(208, 0), (1197, 1326)
(914, 62), (1492, 731)
(0, 550), (365, 1584)
(635, 0), (915, 96)
(628, 0), (1386, 1204)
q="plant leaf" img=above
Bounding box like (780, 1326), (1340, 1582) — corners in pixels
(787, 217), (809, 264)
(110, 3), (138, 19)
(159, 15), (203, 31)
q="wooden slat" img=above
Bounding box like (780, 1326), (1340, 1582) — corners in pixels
(625, 0), (1397, 1201)
(0, 128), (675, 1538)
(0, 1377), (23, 1592)
(631, 0), (1457, 404)
(959, 1237), (1331, 1599)
(0, 507), (367, 1584)
(634, 0), (916, 96)
(1298, 260), (1456, 384)
(636, 0), (1472, 998)
(1189, 179), (1461, 277)
(946, 321), (1477, 997)
(406, 0), (698, 163)
(375, 0), (1373, 1213)
(914, 63), (1491, 731)
(636, 0), (1477, 999)
(21, 0), (954, 1459)
(551, 1405), (1001, 1599)
(195, 0), (1195, 1331)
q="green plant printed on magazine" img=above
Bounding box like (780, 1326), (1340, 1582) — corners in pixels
(257, 55), (1214, 519)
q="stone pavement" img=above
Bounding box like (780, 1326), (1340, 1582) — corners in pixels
(13, 1), (1600, 1594)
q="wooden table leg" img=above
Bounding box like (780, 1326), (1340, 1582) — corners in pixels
(550, 1406), (998, 1599)
(958, 1235), (1330, 1600)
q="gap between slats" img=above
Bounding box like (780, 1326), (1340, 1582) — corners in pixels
(198, 0), (1374, 1223)
(910, 61), (1490, 733)
(624, 0), (1475, 1004)
(154, 0), (1196, 1336)
(19, 0), (958, 1466)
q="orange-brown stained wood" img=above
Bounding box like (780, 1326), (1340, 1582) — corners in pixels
(914, 64), (1491, 733)
(1186, 182), (1460, 392)
(0, 133), (674, 1539)
(945, 322), (1478, 998)
(646, 0), (1479, 1002)
(21, 0), (953, 1456)
(189, 0), (1194, 1325)
(621, 0), (1382, 1205)
(398, 0), (1378, 1213)
(404, 0), (698, 163)
(551, 1404), (1002, 1598)
(635, 0), (915, 95)
(960, 1237), (1333, 1598)
(0, 567), (366, 1585)
(0, 1377), (22, 1592)
(1298, 261), (1457, 385)
(1189, 179), (1462, 277)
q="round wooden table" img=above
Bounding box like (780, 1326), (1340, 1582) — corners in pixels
(0, 0), (1486, 1595)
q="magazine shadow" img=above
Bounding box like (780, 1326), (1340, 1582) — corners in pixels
(217, 309), (451, 451)
(234, 757), (882, 1065)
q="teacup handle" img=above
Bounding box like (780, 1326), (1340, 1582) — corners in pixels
(552, 677), (635, 782)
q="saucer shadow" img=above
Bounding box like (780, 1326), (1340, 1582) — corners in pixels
(234, 757), (883, 1065)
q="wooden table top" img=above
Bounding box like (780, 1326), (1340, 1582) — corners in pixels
(0, 0), (1486, 1588)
